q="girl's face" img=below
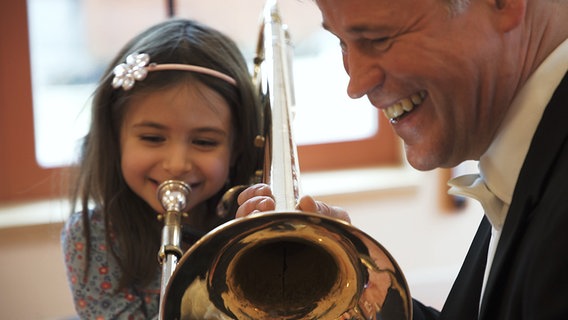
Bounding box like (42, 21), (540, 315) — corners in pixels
(120, 82), (234, 214)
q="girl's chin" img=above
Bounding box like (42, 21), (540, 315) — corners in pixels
(148, 200), (165, 215)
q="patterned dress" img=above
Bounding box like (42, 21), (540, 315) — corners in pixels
(61, 210), (161, 319)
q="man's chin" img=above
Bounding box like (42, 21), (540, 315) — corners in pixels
(404, 149), (441, 172)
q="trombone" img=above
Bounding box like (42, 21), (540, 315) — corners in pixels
(157, 1), (412, 319)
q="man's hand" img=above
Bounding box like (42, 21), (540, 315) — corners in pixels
(236, 183), (351, 223)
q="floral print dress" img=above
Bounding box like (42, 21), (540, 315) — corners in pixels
(61, 210), (161, 319)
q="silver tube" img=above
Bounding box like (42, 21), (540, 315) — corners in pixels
(156, 180), (190, 319)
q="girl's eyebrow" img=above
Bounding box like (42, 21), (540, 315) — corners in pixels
(132, 121), (228, 136)
(193, 127), (228, 136)
(131, 121), (166, 130)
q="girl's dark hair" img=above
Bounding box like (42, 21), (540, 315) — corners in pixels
(70, 18), (263, 289)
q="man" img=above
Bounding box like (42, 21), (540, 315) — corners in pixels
(237, 0), (568, 319)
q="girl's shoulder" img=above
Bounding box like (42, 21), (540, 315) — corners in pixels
(63, 208), (104, 230)
(61, 209), (107, 250)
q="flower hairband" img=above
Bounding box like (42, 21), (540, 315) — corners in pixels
(111, 53), (237, 91)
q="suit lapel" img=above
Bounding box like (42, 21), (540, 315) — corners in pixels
(479, 72), (568, 318)
(440, 217), (491, 320)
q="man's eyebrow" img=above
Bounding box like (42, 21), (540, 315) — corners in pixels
(321, 22), (387, 35)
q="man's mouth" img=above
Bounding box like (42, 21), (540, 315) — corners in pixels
(382, 91), (426, 124)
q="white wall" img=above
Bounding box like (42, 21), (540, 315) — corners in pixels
(0, 223), (75, 319)
(0, 167), (483, 319)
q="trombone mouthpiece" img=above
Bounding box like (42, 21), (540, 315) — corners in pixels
(157, 180), (191, 213)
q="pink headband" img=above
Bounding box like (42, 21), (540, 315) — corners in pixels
(111, 53), (237, 91)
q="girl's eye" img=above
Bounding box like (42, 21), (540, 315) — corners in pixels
(140, 135), (165, 143)
(193, 139), (219, 148)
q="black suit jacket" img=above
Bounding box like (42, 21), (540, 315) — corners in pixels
(413, 73), (568, 320)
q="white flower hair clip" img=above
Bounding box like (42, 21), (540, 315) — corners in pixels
(111, 53), (237, 91)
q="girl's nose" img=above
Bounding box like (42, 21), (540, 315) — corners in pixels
(343, 49), (385, 99)
(163, 146), (191, 176)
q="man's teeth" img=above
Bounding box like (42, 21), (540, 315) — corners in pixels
(383, 91), (426, 122)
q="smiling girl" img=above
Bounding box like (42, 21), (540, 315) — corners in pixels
(61, 19), (263, 319)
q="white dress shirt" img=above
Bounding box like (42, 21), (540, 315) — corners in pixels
(448, 38), (568, 313)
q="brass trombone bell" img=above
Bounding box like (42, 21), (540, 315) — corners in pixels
(161, 211), (411, 319)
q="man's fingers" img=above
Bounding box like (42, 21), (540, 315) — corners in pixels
(235, 196), (276, 218)
(297, 195), (351, 223)
(316, 201), (351, 223)
(237, 183), (273, 205)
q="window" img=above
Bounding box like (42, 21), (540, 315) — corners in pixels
(0, 0), (400, 202)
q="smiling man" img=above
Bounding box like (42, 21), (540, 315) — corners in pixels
(237, 0), (568, 319)
(317, 0), (536, 172)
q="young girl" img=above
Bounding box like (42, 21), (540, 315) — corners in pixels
(61, 18), (263, 319)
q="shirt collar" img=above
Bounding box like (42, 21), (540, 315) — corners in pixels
(479, 38), (568, 225)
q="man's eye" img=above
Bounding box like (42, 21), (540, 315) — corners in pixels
(373, 37), (388, 44)
(369, 37), (392, 51)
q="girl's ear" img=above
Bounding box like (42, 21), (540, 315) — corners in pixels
(493, 0), (526, 32)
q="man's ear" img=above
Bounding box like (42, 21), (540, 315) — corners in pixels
(493, 0), (526, 32)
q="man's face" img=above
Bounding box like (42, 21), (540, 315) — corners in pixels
(316, 0), (517, 170)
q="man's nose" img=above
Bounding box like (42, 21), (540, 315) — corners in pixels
(343, 49), (385, 100)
